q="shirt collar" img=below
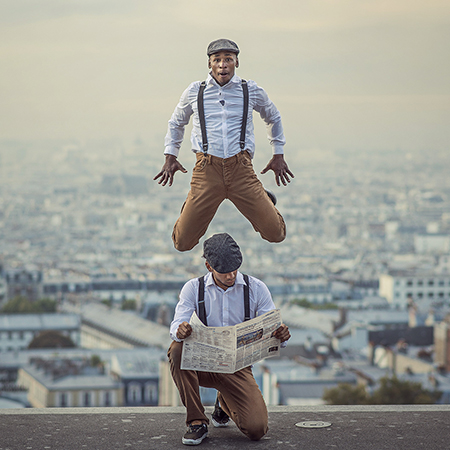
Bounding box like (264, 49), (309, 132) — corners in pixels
(206, 72), (241, 87)
(205, 271), (245, 289)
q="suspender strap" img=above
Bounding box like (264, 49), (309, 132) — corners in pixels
(197, 81), (208, 154)
(197, 276), (207, 326)
(240, 80), (249, 150)
(243, 273), (250, 321)
(197, 79), (249, 154)
(197, 274), (250, 326)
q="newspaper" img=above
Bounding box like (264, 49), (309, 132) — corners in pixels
(180, 309), (282, 374)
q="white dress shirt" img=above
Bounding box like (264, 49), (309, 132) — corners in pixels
(164, 73), (286, 159)
(170, 272), (277, 342)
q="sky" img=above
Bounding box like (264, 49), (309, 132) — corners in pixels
(1, 0), (449, 153)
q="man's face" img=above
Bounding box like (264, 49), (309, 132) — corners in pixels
(208, 51), (238, 86)
(205, 262), (237, 290)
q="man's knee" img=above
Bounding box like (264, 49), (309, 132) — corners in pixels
(167, 341), (183, 367)
(244, 418), (268, 441)
(172, 229), (197, 252)
(261, 215), (286, 243)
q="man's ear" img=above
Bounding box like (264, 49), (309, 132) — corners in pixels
(205, 261), (213, 272)
(208, 58), (211, 69)
(235, 57), (239, 68)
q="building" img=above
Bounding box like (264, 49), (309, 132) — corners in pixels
(414, 234), (450, 254)
(1, 348), (166, 407)
(110, 350), (161, 406)
(379, 271), (450, 308)
(62, 302), (171, 350)
(435, 319), (450, 372)
(17, 356), (123, 408)
(4, 268), (43, 303)
(0, 314), (80, 352)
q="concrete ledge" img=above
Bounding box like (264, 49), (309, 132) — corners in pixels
(1, 405), (450, 449)
(1, 404), (450, 415)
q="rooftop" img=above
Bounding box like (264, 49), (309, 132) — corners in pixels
(1, 405), (449, 449)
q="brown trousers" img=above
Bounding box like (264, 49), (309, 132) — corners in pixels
(167, 341), (269, 441)
(172, 151), (286, 251)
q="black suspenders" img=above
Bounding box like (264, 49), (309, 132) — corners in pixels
(197, 274), (250, 326)
(197, 79), (249, 155)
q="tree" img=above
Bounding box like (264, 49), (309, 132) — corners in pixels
(90, 354), (102, 367)
(290, 298), (338, 310)
(1, 296), (36, 313)
(121, 299), (136, 310)
(35, 298), (57, 313)
(323, 383), (369, 405)
(323, 376), (442, 405)
(370, 376), (442, 405)
(1, 296), (57, 314)
(28, 330), (76, 349)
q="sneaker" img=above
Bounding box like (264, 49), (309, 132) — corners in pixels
(265, 189), (277, 206)
(211, 402), (230, 428)
(182, 423), (208, 445)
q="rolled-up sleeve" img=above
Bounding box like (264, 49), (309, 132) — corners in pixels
(169, 278), (198, 341)
(164, 84), (195, 157)
(252, 84), (286, 155)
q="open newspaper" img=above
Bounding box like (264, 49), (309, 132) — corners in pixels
(180, 309), (282, 374)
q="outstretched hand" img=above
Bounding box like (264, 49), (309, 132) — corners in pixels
(153, 154), (187, 187)
(261, 154), (294, 186)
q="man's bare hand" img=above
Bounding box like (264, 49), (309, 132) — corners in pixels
(176, 321), (192, 340)
(272, 324), (291, 343)
(261, 154), (294, 187)
(153, 154), (187, 187)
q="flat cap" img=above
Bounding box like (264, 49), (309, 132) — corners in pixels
(207, 38), (240, 57)
(203, 233), (242, 274)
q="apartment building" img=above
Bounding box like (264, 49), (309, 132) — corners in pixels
(0, 314), (80, 352)
(379, 271), (450, 308)
(17, 357), (123, 408)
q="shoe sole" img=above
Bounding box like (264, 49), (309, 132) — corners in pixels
(182, 431), (208, 445)
(211, 417), (229, 428)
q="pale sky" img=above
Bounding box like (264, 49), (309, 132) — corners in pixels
(1, 0), (449, 152)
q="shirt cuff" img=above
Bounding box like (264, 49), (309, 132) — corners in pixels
(272, 145), (284, 155)
(170, 331), (183, 343)
(164, 147), (180, 158)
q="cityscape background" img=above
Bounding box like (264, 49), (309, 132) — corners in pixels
(1, 1), (450, 410)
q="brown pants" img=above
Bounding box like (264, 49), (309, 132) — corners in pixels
(172, 151), (286, 251)
(167, 341), (269, 441)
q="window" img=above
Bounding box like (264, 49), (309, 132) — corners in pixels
(417, 280), (423, 286)
(406, 280), (413, 286)
(439, 292), (444, 298)
(83, 392), (91, 407)
(418, 292), (423, 298)
(104, 391), (111, 407)
(438, 280), (445, 286)
(428, 280), (434, 286)
(428, 292), (434, 298)
(60, 392), (68, 407)
(127, 383), (142, 404)
(145, 382), (157, 405)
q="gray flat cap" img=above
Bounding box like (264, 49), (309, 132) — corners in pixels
(203, 233), (242, 273)
(207, 39), (240, 57)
